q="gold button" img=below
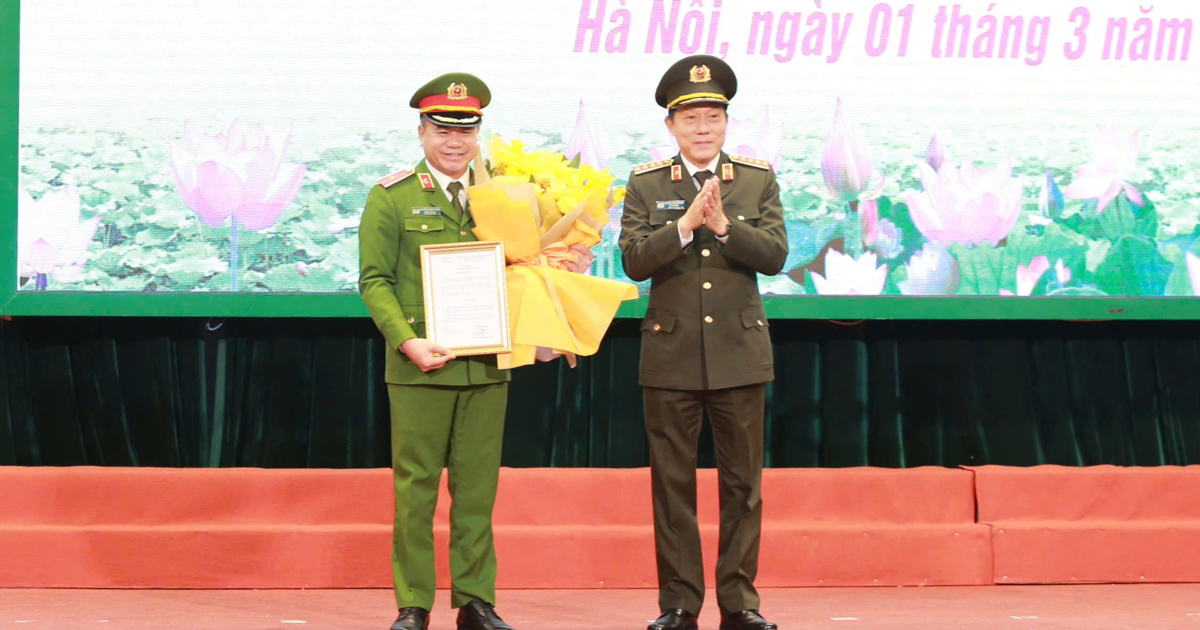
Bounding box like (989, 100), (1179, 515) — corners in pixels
(757, 319), (764, 326)
(738, 215), (745, 220)
(421, 224), (429, 231)
(460, 230), (468, 236)
(703, 282), (712, 290)
(666, 220), (673, 225)
(704, 316), (713, 324)
(653, 324), (661, 332)
(701, 248), (711, 257)
(407, 317), (415, 324)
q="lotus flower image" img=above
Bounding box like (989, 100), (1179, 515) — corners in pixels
(861, 200), (904, 260)
(564, 100), (611, 169)
(1062, 126), (1143, 213)
(1187, 253), (1200, 297)
(810, 249), (888, 296)
(898, 243), (959, 296)
(171, 120), (307, 290)
(821, 99), (883, 203)
(1039, 172), (1064, 218)
(1000, 256), (1051, 296)
(18, 187), (100, 290)
(1055, 259), (1071, 287)
(905, 159), (1023, 248)
(724, 105), (783, 167)
(925, 134), (947, 172)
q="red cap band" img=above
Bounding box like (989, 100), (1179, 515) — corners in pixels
(418, 94), (482, 115)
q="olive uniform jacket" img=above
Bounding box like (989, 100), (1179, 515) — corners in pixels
(619, 153), (788, 391)
(359, 159), (509, 387)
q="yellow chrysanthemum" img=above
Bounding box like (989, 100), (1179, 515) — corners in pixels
(484, 134), (620, 228)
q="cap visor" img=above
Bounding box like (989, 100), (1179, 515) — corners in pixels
(669, 97), (729, 110)
(423, 113), (482, 128)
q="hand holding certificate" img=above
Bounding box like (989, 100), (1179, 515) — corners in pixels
(420, 241), (512, 356)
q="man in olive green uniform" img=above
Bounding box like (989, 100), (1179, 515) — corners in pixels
(359, 73), (515, 630)
(619, 56), (788, 630)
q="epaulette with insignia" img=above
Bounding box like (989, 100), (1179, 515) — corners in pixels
(633, 159), (673, 175)
(729, 155), (771, 170)
(377, 169), (415, 188)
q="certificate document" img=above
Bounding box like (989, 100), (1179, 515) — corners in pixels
(420, 241), (511, 356)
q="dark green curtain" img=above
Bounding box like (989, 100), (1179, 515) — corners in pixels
(2, 317), (1198, 469)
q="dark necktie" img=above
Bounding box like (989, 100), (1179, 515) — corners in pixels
(447, 181), (465, 215)
(694, 169), (714, 189)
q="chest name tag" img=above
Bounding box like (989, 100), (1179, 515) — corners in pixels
(656, 200), (686, 211)
(412, 207), (442, 217)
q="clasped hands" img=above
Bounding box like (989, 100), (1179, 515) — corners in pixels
(677, 178), (729, 239)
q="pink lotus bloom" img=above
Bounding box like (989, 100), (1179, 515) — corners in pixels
(1187, 253), (1200, 296)
(1062, 126), (1144, 213)
(1055, 259), (1071, 286)
(860, 200), (904, 259)
(18, 187), (100, 284)
(905, 159), (1023, 247)
(564, 100), (611, 169)
(925, 134), (947, 172)
(725, 105), (783, 167)
(1001, 256), (1051, 296)
(822, 99), (883, 202)
(811, 250), (888, 296)
(898, 243), (959, 296)
(862, 199), (880, 239)
(296, 262), (308, 276)
(171, 120), (306, 231)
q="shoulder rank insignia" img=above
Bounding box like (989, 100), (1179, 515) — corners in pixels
(721, 163), (734, 182)
(377, 169), (414, 188)
(729, 155), (771, 170)
(418, 173), (435, 190)
(633, 158), (673, 176)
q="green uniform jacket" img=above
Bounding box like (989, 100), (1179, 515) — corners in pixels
(619, 153), (788, 391)
(359, 159), (509, 386)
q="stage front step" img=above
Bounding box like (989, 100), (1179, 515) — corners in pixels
(1, 466), (991, 588)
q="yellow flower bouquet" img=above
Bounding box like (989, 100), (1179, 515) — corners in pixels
(468, 135), (637, 369)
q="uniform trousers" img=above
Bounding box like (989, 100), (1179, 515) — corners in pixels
(387, 382), (508, 610)
(644, 383), (766, 615)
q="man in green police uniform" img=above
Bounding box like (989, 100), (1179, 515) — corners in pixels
(359, 73), (515, 630)
(619, 56), (789, 630)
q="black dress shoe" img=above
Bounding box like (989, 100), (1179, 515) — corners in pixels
(457, 599), (515, 630)
(649, 608), (699, 630)
(720, 609), (778, 630)
(390, 607), (429, 630)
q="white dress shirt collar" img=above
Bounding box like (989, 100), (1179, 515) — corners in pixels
(679, 154), (721, 190)
(426, 163), (470, 205)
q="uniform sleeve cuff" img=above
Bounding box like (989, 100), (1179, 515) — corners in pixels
(678, 223), (694, 248)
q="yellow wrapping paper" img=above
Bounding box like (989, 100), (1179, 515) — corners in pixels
(469, 151), (637, 370)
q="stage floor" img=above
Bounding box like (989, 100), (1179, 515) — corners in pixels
(3, 585), (1200, 630)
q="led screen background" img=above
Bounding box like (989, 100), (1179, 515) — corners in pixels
(6, 0), (1200, 317)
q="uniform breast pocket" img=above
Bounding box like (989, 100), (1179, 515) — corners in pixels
(726, 205), (761, 227)
(404, 217), (446, 234)
(649, 209), (685, 227)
